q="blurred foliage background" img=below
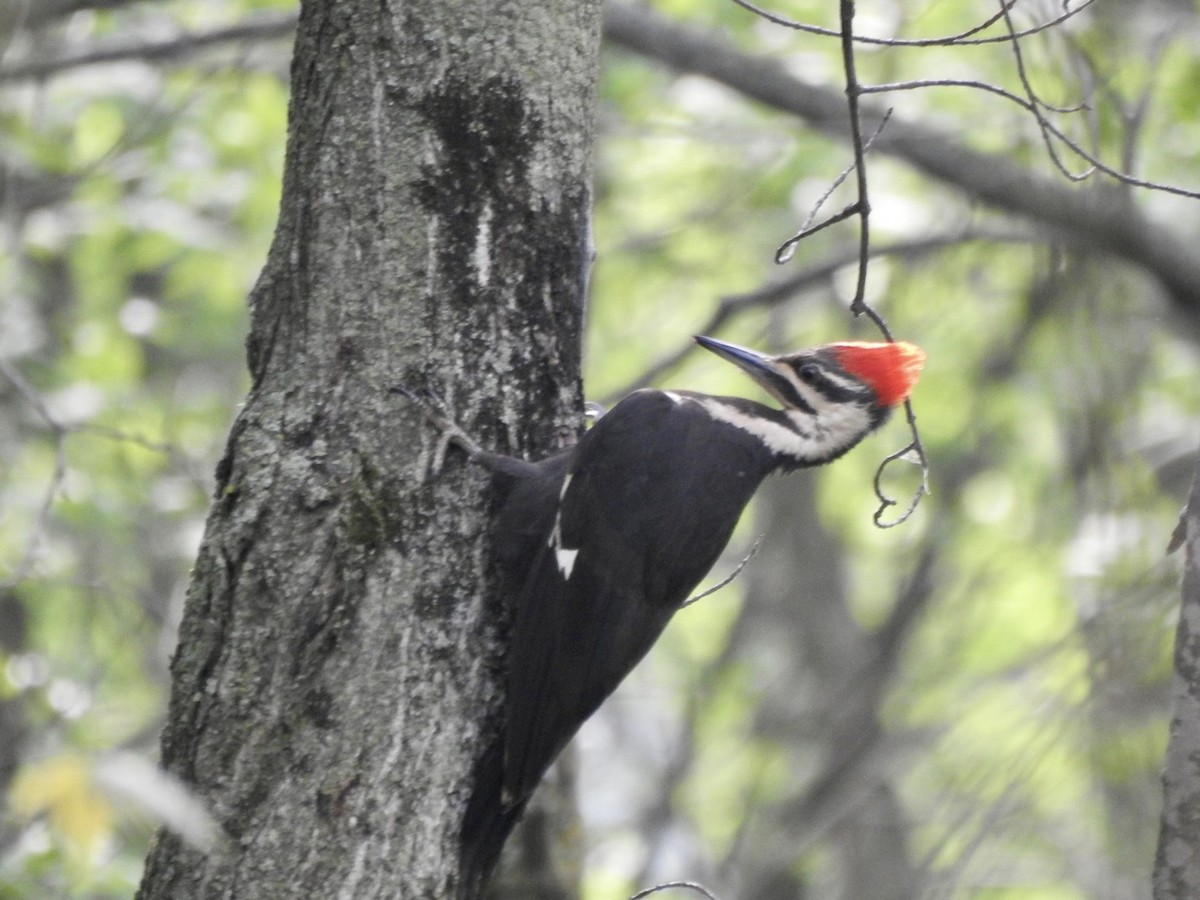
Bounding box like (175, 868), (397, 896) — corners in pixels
(2, 1), (1198, 897)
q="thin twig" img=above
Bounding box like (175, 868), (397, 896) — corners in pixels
(775, 109), (893, 264)
(859, 78), (1084, 114)
(725, 0), (1097, 48)
(835, 1), (875, 319)
(836, 0), (928, 526)
(862, 78), (1200, 200)
(871, 434), (930, 529)
(774, 202), (860, 264)
(680, 536), (765, 608)
(608, 228), (1038, 403)
(630, 881), (723, 900)
(725, 0), (1200, 203)
(0, 357), (67, 589)
(998, 0), (1094, 183)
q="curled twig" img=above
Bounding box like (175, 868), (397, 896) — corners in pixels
(764, 0), (935, 528)
(839, 1), (929, 527)
(631, 881), (724, 900)
(680, 535), (765, 608)
(872, 427), (930, 529)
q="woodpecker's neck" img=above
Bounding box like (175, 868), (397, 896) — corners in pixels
(663, 390), (886, 469)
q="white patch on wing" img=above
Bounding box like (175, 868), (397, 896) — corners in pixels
(555, 547), (579, 579)
(547, 473), (579, 579)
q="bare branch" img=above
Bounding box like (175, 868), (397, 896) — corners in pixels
(0, 357), (67, 590)
(775, 109), (892, 265)
(0, 10), (297, 83)
(603, 3), (1200, 317)
(998, 0), (1095, 183)
(608, 229), (1039, 402)
(631, 881), (723, 900)
(824, 0), (929, 526)
(859, 78), (1072, 114)
(774, 201), (860, 263)
(860, 75), (1200, 202)
(724, 0), (1098, 48)
(835, 1), (874, 319)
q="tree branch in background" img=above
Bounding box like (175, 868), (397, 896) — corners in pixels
(603, 2), (1200, 315)
(610, 229), (1036, 403)
(0, 358), (67, 591)
(724, 0), (1098, 48)
(19, 0), (141, 28)
(0, 10), (297, 82)
(833, 0), (928, 526)
(0, 357), (196, 590)
(997, 0), (1095, 184)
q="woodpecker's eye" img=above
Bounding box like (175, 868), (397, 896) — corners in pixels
(798, 363), (821, 383)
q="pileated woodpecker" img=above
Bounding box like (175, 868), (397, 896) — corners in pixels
(428, 335), (925, 895)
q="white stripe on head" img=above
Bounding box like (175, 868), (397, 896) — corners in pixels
(693, 396), (873, 464)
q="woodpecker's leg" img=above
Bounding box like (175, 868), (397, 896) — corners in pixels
(392, 387), (537, 483)
(392, 386), (488, 472)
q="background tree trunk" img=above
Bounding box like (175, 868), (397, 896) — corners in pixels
(137, 1), (600, 896)
(731, 474), (925, 900)
(1155, 451), (1200, 899)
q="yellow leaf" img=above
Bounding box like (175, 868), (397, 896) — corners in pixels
(9, 753), (114, 858)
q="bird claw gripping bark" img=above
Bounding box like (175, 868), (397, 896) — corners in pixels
(391, 386), (485, 475)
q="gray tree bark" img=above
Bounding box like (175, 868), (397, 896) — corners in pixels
(137, 1), (601, 897)
(1155, 451), (1200, 899)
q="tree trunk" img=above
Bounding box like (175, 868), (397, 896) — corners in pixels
(730, 474), (923, 899)
(137, 1), (600, 897)
(1155, 449), (1200, 899)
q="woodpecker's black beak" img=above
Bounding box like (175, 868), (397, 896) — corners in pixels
(695, 335), (777, 383)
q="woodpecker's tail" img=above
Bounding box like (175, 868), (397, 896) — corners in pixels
(458, 738), (527, 899)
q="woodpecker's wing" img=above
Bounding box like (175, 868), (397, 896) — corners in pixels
(503, 390), (776, 802)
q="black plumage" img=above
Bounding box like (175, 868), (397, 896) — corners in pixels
(448, 335), (925, 895)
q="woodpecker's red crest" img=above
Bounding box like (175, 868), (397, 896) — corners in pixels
(829, 341), (925, 407)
